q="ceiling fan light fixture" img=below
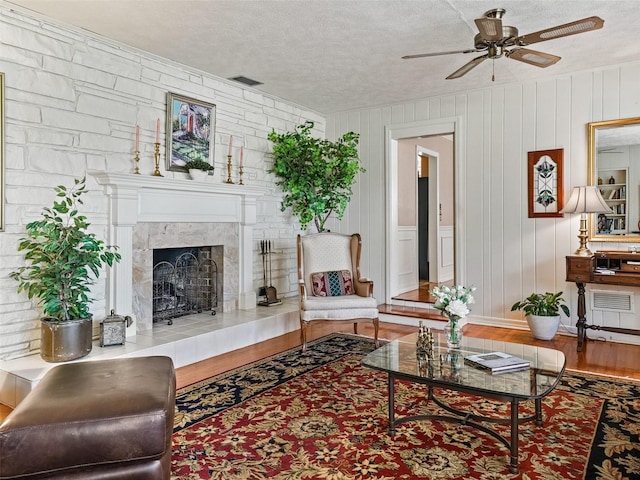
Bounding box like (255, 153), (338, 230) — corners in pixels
(403, 10), (603, 80)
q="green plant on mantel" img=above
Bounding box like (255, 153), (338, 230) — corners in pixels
(267, 121), (364, 232)
(511, 291), (570, 317)
(184, 159), (214, 171)
(10, 176), (121, 321)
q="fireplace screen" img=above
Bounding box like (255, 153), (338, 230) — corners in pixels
(152, 248), (218, 324)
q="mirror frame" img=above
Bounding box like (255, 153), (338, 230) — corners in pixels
(588, 116), (640, 243)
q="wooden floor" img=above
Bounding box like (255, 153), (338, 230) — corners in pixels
(2, 320), (639, 422)
(174, 321), (640, 389)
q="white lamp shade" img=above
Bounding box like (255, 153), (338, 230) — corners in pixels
(560, 186), (613, 214)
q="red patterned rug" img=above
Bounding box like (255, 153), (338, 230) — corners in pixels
(171, 334), (640, 479)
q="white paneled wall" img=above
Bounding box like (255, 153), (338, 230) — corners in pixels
(327, 61), (640, 342)
(0, 5), (322, 360)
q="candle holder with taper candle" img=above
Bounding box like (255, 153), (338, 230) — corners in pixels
(133, 151), (140, 174)
(153, 142), (163, 176)
(238, 165), (244, 185)
(225, 155), (234, 184)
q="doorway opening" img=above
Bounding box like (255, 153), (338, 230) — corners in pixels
(385, 117), (463, 307)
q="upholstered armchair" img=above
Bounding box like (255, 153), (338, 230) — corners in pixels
(297, 232), (380, 352)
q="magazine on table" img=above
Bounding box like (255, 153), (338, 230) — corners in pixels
(464, 351), (531, 374)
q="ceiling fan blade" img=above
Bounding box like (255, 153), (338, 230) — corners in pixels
(402, 49), (481, 60)
(516, 16), (604, 45)
(446, 55), (487, 79)
(507, 48), (561, 67)
(475, 17), (503, 42)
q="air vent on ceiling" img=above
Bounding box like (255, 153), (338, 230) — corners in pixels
(228, 76), (263, 87)
(590, 290), (634, 313)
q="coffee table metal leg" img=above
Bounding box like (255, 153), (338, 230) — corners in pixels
(510, 398), (520, 474)
(535, 398), (543, 426)
(388, 374), (396, 436)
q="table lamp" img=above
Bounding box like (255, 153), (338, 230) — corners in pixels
(560, 186), (613, 256)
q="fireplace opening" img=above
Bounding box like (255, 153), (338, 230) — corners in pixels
(152, 246), (220, 324)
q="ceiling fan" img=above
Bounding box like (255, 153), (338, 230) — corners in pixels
(403, 8), (604, 80)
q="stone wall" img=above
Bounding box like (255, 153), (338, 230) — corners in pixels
(0, 4), (324, 360)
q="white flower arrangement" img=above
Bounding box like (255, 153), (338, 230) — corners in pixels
(429, 285), (476, 321)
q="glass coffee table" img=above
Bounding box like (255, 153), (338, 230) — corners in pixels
(361, 332), (566, 474)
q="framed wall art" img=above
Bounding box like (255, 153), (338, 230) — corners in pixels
(165, 92), (216, 172)
(0, 72), (4, 231)
(528, 148), (564, 218)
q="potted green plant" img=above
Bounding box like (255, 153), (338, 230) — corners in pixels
(511, 292), (571, 340)
(267, 121), (364, 232)
(10, 177), (121, 362)
(184, 159), (214, 180)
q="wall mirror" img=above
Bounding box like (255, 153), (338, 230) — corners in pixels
(588, 117), (640, 242)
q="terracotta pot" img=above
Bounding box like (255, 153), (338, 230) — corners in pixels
(40, 317), (93, 362)
(526, 314), (560, 340)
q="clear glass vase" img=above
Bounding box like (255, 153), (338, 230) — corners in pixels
(444, 320), (462, 348)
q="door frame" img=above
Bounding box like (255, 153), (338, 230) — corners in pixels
(385, 117), (465, 303)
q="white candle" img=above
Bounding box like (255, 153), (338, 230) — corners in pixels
(240, 146), (244, 167)
(228, 135), (233, 156)
(135, 125), (139, 151)
(155, 118), (160, 143)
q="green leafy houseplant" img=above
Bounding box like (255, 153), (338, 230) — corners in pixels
(267, 121), (364, 232)
(511, 291), (570, 340)
(510, 292), (570, 317)
(10, 176), (121, 321)
(184, 159), (214, 171)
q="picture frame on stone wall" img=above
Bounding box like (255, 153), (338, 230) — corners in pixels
(166, 92), (216, 172)
(0, 72), (4, 231)
(527, 148), (564, 218)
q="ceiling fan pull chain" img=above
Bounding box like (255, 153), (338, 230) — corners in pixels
(492, 60), (495, 82)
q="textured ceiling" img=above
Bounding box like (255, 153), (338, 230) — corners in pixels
(6, 0), (640, 114)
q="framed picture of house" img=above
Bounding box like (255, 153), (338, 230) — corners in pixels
(165, 92), (216, 172)
(528, 148), (564, 218)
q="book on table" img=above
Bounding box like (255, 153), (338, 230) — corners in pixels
(464, 352), (531, 373)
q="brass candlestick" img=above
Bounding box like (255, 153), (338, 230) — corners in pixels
(225, 155), (234, 184)
(153, 142), (163, 177)
(239, 165), (244, 185)
(133, 150), (140, 174)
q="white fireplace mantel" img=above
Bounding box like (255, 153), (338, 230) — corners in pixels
(90, 172), (269, 330)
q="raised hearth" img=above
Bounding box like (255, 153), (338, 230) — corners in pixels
(90, 172), (269, 334)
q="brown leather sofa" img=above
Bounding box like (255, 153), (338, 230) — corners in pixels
(0, 356), (176, 479)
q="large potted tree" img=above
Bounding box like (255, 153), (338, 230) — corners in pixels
(10, 177), (121, 362)
(267, 121), (363, 232)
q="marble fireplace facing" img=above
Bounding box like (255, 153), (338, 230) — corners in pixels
(91, 172), (268, 335)
(135, 225), (231, 330)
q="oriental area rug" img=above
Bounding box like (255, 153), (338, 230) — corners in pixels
(171, 334), (640, 479)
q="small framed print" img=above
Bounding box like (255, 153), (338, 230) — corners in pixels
(528, 148), (564, 218)
(166, 92), (216, 172)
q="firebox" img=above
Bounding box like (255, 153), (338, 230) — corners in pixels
(152, 246), (220, 324)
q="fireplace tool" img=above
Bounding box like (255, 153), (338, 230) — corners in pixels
(258, 239), (281, 306)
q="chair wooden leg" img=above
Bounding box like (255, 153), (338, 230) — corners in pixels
(300, 320), (309, 353)
(353, 322), (358, 334)
(373, 318), (380, 347)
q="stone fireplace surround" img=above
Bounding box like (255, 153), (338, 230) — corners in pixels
(91, 172), (270, 334)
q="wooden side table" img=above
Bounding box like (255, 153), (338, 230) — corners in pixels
(566, 252), (640, 351)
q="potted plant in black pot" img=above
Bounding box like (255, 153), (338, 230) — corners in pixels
(184, 159), (214, 180)
(511, 291), (571, 340)
(267, 121), (363, 232)
(10, 177), (121, 362)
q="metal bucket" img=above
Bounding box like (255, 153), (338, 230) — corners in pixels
(40, 317), (93, 362)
